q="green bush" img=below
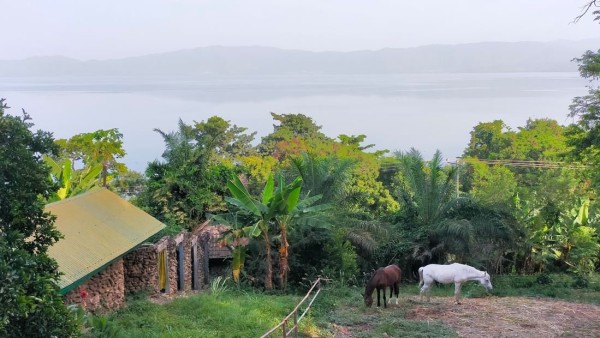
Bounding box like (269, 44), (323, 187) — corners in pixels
(571, 274), (589, 289)
(0, 100), (78, 337)
(536, 273), (553, 285)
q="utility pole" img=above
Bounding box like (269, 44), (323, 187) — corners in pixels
(455, 158), (460, 198)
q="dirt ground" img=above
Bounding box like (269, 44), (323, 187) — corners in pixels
(405, 296), (600, 338)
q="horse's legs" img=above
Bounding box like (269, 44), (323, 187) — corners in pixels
(376, 288), (381, 308)
(394, 283), (399, 304)
(454, 282), (462, 304)
(382, 287), (387, 308)
(388, 286), (397, 305)
(420, 282), (431, 302)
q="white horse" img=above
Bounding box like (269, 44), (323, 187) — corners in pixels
(418, 263), (492, 304)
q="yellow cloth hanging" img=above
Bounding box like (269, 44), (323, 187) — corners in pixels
(158, 250), (167, 290)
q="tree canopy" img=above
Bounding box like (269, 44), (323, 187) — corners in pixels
(0, 99), (77, 337)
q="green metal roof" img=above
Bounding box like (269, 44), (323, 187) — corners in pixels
(46, 188), (165, 293)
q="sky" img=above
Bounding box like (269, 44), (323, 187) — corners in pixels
(2, 0), (600, 60)
(1, 1), (599, 172)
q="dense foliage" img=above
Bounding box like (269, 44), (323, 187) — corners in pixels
(0, 99), (78, 337)
(126, 100), (600, 287)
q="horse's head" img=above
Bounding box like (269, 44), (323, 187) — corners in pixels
(480, 272), (493, 291)
(363, 292), (373, 307)
(363, 294), (373, 307)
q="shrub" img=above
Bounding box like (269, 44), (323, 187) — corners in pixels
(536, 273), (553, 285)
(571, 274), (589, 289)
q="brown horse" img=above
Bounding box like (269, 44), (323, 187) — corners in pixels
(363, 264), (402, 308)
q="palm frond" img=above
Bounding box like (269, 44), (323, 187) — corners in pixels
(290, 153), (356, 203)
(346, 230), (377, 254)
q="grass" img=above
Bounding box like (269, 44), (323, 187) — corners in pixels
(309, 273), (600, 337)
(110, 288), (323, 337)
(311, 283), (458, 338)
(104, 273), (600, 337)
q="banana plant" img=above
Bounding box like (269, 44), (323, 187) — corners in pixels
(209, 213), (257, 283)
(44, 155), (105, 202)
(219, 173), (330, 289)
(222, 174), (277, 289)
(560, 198), (599, 273)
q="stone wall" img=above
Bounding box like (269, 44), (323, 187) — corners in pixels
(63, 231), (208, 313)
(123, 243), (159, 294)
(169, 232), (205, 293)
(63, 259), (125, 313)
(167, 236), (179, 293)
(124, 232), (206, 296)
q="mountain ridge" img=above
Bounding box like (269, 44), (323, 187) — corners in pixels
(2, 39), (598, 77)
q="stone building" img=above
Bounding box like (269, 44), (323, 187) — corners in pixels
(47, 188), (208, 313)
(194, 223), (233, 279)
(124, 231), (208, 295)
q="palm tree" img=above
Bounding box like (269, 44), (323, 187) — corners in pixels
(289, 153), (384, 256)
(396, 149), (471, 263)
(289, 153), (355, 203)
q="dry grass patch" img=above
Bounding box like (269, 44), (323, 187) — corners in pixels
(406, 296), (600, 338)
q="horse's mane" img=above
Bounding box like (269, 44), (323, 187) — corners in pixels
(364, 268), (384, 295)
(460, 263), (487, 277)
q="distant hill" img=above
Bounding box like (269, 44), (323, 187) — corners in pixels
(1, 40), (599, 77)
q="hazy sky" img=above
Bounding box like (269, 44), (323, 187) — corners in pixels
(2, 0), (599, 60)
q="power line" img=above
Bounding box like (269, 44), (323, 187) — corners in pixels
(451, 158), (589, 170)
(378, 158), (590, 171)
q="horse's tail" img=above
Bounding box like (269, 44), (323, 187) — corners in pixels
(418, 267), (424, 288)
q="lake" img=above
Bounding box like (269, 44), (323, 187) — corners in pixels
(0, 73), (589, 172)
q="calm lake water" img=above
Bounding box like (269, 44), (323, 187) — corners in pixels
(0, 73), (589, 172)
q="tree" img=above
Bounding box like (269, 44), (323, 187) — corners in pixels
(463, 120), (511, 160)
(505, 119), (570, 161)
(394, 150), (516, 272)
(56, 128), (127, 187)
(194, 116), (257, 162)
(0, 99), (77, 337)
(138, 117), (251, 229)
(567, 50), (600, 188)
(464, 118), (570, 162)
(288, 153), (382, 257)
(109, 169), (146, 200)
(396, 150), (473, 263)
(574, 1), (600, 23)
(287, 153), (380, 283)
(289, 152), (355, 205)
(258, 112), (332, 157)
(467, 159), (518, 210)
(240, 155), (279, 194)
